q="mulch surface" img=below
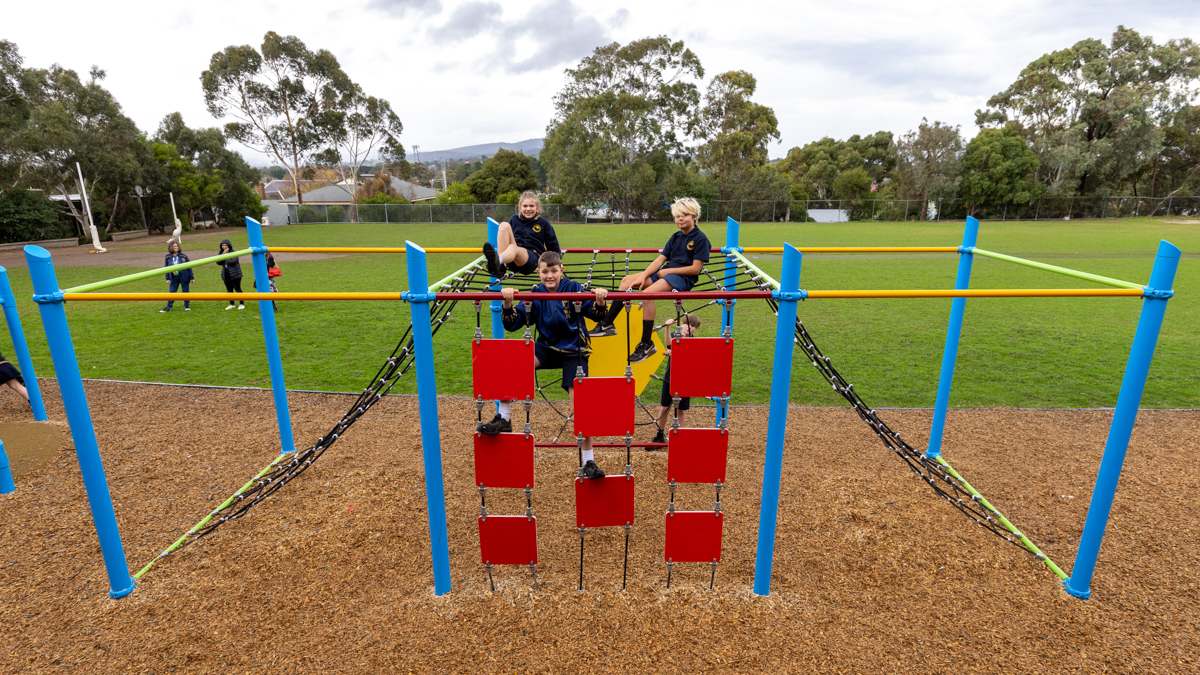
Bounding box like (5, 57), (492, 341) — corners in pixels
(1, 380), (1197, 673)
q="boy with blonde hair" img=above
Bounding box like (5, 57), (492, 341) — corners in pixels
(590, 197), (710, 364)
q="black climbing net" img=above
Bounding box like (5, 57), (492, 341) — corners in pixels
(161, 246), (1024, 566)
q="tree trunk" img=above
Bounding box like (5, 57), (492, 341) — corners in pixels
(104, 186), (120, 233)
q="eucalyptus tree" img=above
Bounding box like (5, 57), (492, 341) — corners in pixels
(202, 32), (354, 203)
(977, 26), (1200, 196)
(542, 36), (704, 222)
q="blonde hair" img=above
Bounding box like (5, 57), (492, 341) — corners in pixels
(519, 191), (542, 215)
(670, 197), (701, 219)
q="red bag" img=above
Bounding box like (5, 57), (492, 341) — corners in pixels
(267, 266), (282, 278)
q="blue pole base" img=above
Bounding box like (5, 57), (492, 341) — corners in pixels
(0, 441), (14, 494)
(1063, 578), (1091, 600)
(109, 579), (136, 599)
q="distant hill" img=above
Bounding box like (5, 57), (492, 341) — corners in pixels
(415, 139), (543, 162)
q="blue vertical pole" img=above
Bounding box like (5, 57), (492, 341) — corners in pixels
(926, 216), (980, 459)
(1065, 240), (1180, 599)
(0, 439), (14, 494)
(716, 217), (742, 428)
(405, 241), (453, 596)
(0, 267), (47, 420)
(245, 217), (295, 455)
(23, 245), (134, 598)
(753, 242), (803, 596)
(487, 217), (504, 339)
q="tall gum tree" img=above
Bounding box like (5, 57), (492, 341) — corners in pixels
(977, 26), (1200, 196)
(542, 36), (703, 222)
(202, 32), (353, 204)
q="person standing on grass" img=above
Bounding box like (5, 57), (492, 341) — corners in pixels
(266, 251), (281, 312)
(215, 239), (246, 310)
(650, 314), (701, 445)
(481, 192), (561, 279)
(589, 197), (710, 364)
(0, 350), (30, 404)
(160, 241), (196, 313)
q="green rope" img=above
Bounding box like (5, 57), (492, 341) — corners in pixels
(970, 249), (1144, 290)
(65, 249), (255, 294)
(933, 457), (1068, 580)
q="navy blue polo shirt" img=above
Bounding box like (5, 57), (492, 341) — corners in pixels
(508, 215), (560, 259)
(659, 226), (711, 282)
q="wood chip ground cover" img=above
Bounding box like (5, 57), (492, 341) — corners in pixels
(1, 381), (1196, 673)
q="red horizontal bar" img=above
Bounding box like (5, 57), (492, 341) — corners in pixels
(560, 248), (666, 254)
(435, 291), (772, 301)
(535, 442), (668, 448)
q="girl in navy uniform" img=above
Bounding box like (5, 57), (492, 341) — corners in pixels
(482, 191), (561, 278)
(480, 251), (611, 479)
(160, 241), (196, 313)
(215, 239), (246, 310)
(590, 197), (710, 363)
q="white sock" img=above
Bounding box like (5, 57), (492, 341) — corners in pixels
(581, 449), (594, 463)
(498, 401), (511, 421)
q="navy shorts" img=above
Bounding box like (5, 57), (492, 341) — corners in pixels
(650, 269), (696, 292)
(659, 358), (690, 410)
(506, 248), (540, 275)
(0, 359), (23, 386)
(535, 343), (588, 391)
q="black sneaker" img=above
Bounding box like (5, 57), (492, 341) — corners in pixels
(482, 242), (505, 278)
(582, 459), (605, 479)
(629, 341), (657, 364)
(588, 322), (617, 337)
(478, 414), (512, 435)
(651, 429), (666, 445)
(159, 307), (170, 313)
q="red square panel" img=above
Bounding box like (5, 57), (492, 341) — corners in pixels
(473, 432), (535, 489)
(575, 475), (636, 528)
(666, 428), (728, 484)
(573, 377), (635, 437)
(472, 339), (535, 401)
(669, 337), (734, 398)
(664, 511), (723, 563)
(479, 515), (538, 565)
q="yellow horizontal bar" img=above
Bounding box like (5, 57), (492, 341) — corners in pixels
(267, 247), (480, 253)
(63, 292), (407, 302)
(806, 289), (1144, 299)
(740, 246), (960, 253)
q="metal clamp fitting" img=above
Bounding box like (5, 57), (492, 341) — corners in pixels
(32, 291), (65, 304)
(772, 289), (807, 301)
(1143, 287), (1175, 299)
(400, 291), (436, 303)
(958, 245), (976, 254)
(250, 245), (270, 254)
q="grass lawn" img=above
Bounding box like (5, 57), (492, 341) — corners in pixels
(2, 217), (1196, 408)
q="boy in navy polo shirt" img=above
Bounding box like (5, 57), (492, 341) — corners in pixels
(480, 251), (612, 479)
(589, 197), (710, 363)
(482, 191), (561, 278)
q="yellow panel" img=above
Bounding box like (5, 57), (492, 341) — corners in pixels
(584, 305), (664, 396)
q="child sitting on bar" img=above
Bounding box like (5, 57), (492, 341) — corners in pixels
(481, 191), (561, 279)
(589, 196), (711, 364)
(479, 251), (611, 479)
(651, 313), (701, 445)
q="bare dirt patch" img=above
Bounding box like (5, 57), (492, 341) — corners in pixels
(0, 381), (1196, 673)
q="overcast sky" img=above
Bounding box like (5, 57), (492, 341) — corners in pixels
(6, 0), (1198, 166)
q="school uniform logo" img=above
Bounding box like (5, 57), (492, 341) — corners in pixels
(533, 224), (542, 233)
(687, 241), (695, 250)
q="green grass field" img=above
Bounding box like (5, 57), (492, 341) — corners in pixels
(2, 217), (1196, 408)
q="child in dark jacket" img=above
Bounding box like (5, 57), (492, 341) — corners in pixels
(481, 251), (611, 479)
(216, 239), (245, 310)
(481, 191), (561, 278)
(160, 241), (196, 312)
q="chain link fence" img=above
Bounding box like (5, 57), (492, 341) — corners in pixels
(285, 196), (1200, 225)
